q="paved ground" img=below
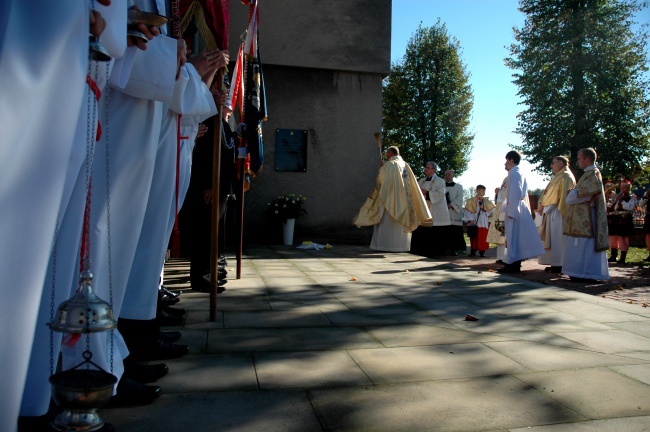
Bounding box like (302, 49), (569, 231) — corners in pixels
(103, 244), (650, 432)
(450, 247), (650, 307)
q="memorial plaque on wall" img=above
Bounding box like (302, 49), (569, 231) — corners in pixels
(275, 129), (307, 172)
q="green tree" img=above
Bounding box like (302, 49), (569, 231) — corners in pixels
(383, 21), (474, 177)
(506, 0), (650, 180)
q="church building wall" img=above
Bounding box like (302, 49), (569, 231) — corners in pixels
(227, 0), (391, 243)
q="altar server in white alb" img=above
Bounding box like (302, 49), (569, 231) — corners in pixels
(536, 155), (575, 273)
(463, 185), (495, 257)
(62, 0), (181, 406)
(119, 50), (225, 359)
(0, 2), (90, 429)
(444, 170), (466, 255)
(499, 150), (545, 273)
(18, 1), (144, 422)
(487, 176), (508, 263)
(410, 161), (451, 257)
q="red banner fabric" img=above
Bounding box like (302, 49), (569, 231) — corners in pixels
(179, 0), (231, 50)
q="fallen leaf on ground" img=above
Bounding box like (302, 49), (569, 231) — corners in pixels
(404, 269), (409, 273)
(350, 277), (357, 281)
(642, 303), (648, 308)
(436, 281), (442, 285)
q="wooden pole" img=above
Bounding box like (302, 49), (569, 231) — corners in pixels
(236, 157), (245, 279)
(209, 69), (225, 322)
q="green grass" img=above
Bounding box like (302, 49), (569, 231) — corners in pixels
(612, 246), (649, 264)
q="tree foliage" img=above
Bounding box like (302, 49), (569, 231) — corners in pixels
(506, 0), (650, 180)
(383, 21), (474, 177)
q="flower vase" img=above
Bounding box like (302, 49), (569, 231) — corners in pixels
(282, 218), (296, 245)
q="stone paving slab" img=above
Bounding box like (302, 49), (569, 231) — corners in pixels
(536, 299), (650, 323)
(490, 330), (601, 350)
(224, 310), (332, 328)
(100, 246), (650, 431)
(162, 354), (258, 392)
(309, 376), (585, 432)
(610, 364), (650, 386)
(254, 350), (372, 389)
(205, 327), (383, 353)
(514, 367), (650, 419)
(347, 343), (530, 383)
(508, 415), (650, 431)
(607, 320), (650, 337)
(556, 329), (650, 354)
(365, 324), (506, 347)
(484, 340), (647, 371)
(103, 391), (322, 432)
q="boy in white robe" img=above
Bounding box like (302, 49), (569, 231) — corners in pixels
(499, 150), (545, 273)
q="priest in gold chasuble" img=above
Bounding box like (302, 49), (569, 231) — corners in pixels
(354, 146), (431, 252)
(562, 147), (609, 281)
(536, 156), (576, 272)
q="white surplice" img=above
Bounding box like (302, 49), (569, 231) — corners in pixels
(419, 175), (451, 226)
(62, 3), (178, 385)
(19, 1), (135, 416)
(121, 64), (217, 319)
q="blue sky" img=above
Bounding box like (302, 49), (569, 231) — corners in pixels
(391, 0), (649, 193)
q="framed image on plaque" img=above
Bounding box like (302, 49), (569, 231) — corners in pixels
(275, 129), (307, 172)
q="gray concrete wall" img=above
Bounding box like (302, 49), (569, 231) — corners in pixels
(228, 0), (391, 75)
(225, 0), (391, 244)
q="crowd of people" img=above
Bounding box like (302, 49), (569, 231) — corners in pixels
(1, 1), (235, 430)
(354, 146), (650, 279)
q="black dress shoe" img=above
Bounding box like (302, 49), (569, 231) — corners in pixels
(106, 377), (162, 407)
(569, 276), (596, 283)
(132, 339), (189, 362)
(192, 279), (226, 293)
(156, 309), (184, 327)
(498, 265), (521, 274)
(124, 361), (169, 383)
(496, 259), (505, 265)
(18, 414), (55, 432)
(160, 286), (181, 298)
(544, 266), (562, 273)
(159, 290), (181, 306)
(160, 304), (186, 317)
(159, 330), (182, 343)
